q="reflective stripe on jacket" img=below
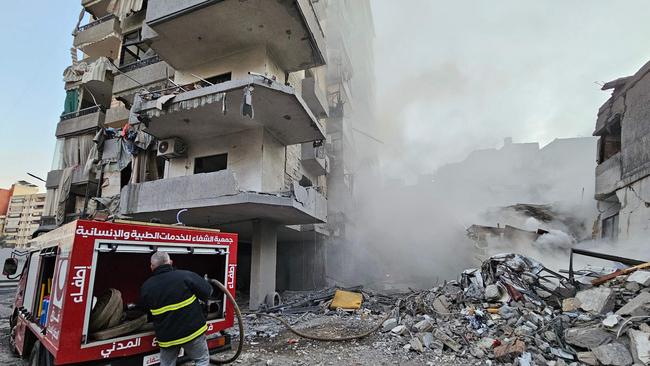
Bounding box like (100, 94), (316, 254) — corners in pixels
(139, 264), (213, 347)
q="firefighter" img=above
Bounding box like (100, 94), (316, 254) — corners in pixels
(140, 252), (213, 366)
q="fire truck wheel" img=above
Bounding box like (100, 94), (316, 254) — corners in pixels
(90, 288), (123, 332)
(28, 340), (54, 366)
(89, 314), (148, 341)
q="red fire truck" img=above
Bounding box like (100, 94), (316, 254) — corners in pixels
(3, 220), (238, 365)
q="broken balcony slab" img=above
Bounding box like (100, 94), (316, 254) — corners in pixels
(56, 107), (106, 138)
(112, 57), (175, 104)
(142, 0), (326, 71)
(73, 14), (122, 59)
(82, 0), (112, 18)
(301, 143), (329, 176)
(120, 170), (327, 226)
(139, 78), (325, 145)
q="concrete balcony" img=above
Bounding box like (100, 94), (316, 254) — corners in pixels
(46, 167), (97, 192)
(82, 0), (112, 18)
(301, 76), (328, 118)
(64, 57), (116, 108)
(120, 170), (327, 226)
(142, 0), (326, 71)
(73, 15), (121, 59)
(301, 143), (329, 176)
(113, 57), (175, 103)
(139, 78), (325, 145)
(56, 106), (106, 137)
(595, 152), (622, 199)
(104, 103), (129, 128)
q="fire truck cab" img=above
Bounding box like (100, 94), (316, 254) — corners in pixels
(4, 220), (238, 365)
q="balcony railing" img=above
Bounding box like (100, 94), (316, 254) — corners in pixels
(119, 55), (161, 73)
(77, 14), (116, 33)
(60, 105), (106, 121)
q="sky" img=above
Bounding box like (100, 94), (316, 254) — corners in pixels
(1, 1), (650, 189)
(371, 0), (650, 176)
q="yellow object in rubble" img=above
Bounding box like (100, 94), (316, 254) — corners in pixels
(330, 290), (363, 310)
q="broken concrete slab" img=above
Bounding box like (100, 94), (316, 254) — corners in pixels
(381, 318), (397, 332)
(576, 287), (616, 314)
(628, 329), (650, 365)
(562, 297), (581, 312)
(432, 295), (450, 315)
(390, 325), (408, 336)
(410, 337), (424, 353)
(628, 271), (650, 286)
(564, 326), (613, 349)
(577, 351), (599, 366)
(413, 319), (433, 332)
(433, 329), (461, 352)
(592, 343), (633, 366)
(484, 284), (500, 301)
(616, 292), (650, 317)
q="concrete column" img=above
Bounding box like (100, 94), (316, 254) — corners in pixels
(249, 220), (278, 310)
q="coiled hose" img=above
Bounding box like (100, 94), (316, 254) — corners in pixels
(207, 278), (394, 363)
(207, 279), (244, 365)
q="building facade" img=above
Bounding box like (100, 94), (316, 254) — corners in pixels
(594, 61), (650, 242)
(42, 0), (375, 309)
(2, 182), (45, 248)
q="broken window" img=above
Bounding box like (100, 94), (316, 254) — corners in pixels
(602, 213), (619, 240)
(204, 72), (232, 86)
(119, 29), (153, 67)
(194, 154), (228, 174)
(597, 119), (621, 164)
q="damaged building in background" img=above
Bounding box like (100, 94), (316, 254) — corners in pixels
(40, 0), (376, 309)
(594, 60), (650, 243)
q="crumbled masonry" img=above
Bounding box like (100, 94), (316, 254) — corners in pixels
(240, 254), (650, 365)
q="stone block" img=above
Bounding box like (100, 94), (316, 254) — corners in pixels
(592, 343), (633, 366)
(616, 292), (650, 317)
(381, 318), (397, 332)
(577, 351), (599, 366)
(628, 271), (650, 287)
(494, 339), (526, 362)
(576, 287), (615, 314)
(628, 329), (650, 365)
(562, 297), (581, 312)
(564, 326), (613, 349)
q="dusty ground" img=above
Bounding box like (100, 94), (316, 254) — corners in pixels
(0, 289), (486, 365)
(225, 313), (489, 366)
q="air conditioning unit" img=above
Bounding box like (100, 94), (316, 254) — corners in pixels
(157, 138), (187, 159)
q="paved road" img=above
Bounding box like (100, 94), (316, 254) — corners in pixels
(0, 287), (23, 365)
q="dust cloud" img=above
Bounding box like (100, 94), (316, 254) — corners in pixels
(324, 0), (650, 289)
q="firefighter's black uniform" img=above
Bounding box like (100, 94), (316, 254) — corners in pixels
(139, 264), (213, 348)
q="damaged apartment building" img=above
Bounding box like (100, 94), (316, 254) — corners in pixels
(41, 0), (375, 309)
(594, 60), (650, 242)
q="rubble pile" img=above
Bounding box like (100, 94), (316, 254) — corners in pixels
(246, 253), (650, 365)
(375, 253), (650, 365)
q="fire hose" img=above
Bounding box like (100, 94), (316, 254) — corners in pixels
(207, 278), (394, 364)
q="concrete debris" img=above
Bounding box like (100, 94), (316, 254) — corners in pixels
(381, 318), (397, 332)
(577, 351), (599, 366)
(602, 313), (621, 327)
(564, 326), (613, 348)
(484, 284), (501, 301)
(616, 292), (650, 317)
(409, 337), (424, 353)
(628, 329), (650, 365)
(239, 252), (650, 365)
(561, 297), (581, 312)
(576, 287), (616, 314)
(628, 270), (650, 286)
(592, 342), (634, 366)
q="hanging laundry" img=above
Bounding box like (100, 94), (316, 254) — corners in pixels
(63, 89), (80, 114)
(241, 85), (254, 119)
